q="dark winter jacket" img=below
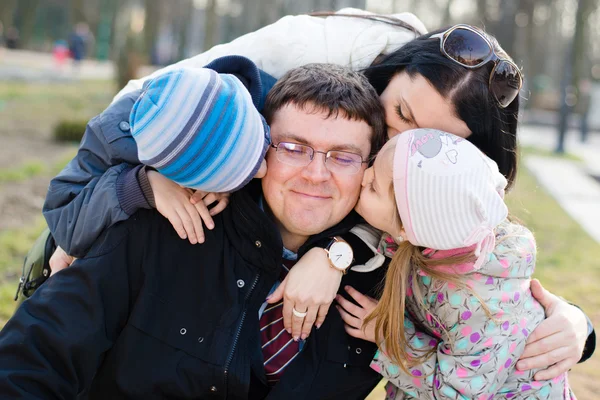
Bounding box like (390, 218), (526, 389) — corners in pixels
(0, 181), (387, 399)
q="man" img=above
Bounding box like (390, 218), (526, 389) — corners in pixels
(0, 64), (387, 399)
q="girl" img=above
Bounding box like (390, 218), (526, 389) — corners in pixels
(337, 129), (575, 399)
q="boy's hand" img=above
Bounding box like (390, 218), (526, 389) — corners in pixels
(336, 285), (378, 343)
(49, 246), (76, 276)
(148, 170), (214, 244)
(190, 191), (230, 222)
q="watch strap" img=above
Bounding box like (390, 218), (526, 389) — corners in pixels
(338, 232), (373, 267)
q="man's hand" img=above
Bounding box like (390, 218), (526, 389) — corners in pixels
(49, 246), (76, 276)
(517, 279), (589, 380)
(336, 285), (378, 343)
(266, 247), (342, 341)
(148, 170), (222, 244)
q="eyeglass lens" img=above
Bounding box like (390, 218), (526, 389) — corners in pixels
(275, 142), (362, 174)
(443, 28), (493, 67)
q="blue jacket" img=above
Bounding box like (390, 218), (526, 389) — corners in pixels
(43, 56), (277, 258)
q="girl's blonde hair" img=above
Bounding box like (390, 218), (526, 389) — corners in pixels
(364, 241), (475, 373)
(363, 181), (492, 373)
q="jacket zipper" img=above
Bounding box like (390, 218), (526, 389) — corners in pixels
(223, 272), (260, 391)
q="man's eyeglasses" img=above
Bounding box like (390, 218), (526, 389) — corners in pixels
(271, 142), (367, 175)
(430, 24), (523, 108)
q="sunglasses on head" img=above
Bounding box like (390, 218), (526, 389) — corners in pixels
(430, 24), (523, 108)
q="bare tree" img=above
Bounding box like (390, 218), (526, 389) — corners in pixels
(144, 0), (161, 61)
(260, 0), (282, 27)
(556, 0), (594, 152)
(443, 0), (456, 25)
(17, 0), (41, 48)
(204, 0), (218, 52)
(0, 0), (18, 29)
(476, 0), (491, 27)
(333, 0), (366, 9)
(70, 0), (87, 25)
(520, 0), (538, 106)
(177, 0), (194, 60)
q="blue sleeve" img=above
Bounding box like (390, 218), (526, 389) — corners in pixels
(0, 224), (138, 398)
(43, 102), (151, 258)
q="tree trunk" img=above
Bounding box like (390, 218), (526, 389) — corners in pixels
(556, 0), (588, 153)
(203, 0), (218, 52)
(108, 0), (123, 60)
(144, 0), (161, 62)
(493, 0), (520, 57)
(476, 0), (490, 27)
(522, 0), (538, 108)
(178, 0), (194, 60)
(95, 0), (117, 60)
(0, 0), (18, 28)
(572, 0), (594, 89)
(70, 0), (87, 25)
(16, 0), (40, 48)
(443, 0), (455, 25)
(260, 0), (282, 27)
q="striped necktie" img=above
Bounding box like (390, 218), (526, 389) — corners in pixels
(259, 258), (300, 385)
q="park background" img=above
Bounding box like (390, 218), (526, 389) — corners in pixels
(0, 0), (599, 398)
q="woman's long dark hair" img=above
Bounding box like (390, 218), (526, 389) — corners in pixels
(364, 28), (520, 189)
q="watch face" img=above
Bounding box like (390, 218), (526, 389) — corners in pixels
(329, 241), (353, 270)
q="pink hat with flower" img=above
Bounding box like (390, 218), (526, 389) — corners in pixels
(392, 129), (509, 269)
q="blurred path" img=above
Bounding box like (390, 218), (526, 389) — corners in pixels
(0, 48), (156, 82)
(519, 125), (600, 243)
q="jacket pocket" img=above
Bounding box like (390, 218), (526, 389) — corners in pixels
(128, 293), (232, 366)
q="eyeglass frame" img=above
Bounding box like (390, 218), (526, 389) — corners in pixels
(270, 141), (369, 175)
(429, 24), (523, 108)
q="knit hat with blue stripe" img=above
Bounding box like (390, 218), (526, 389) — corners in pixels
(130, 66), (270, 192)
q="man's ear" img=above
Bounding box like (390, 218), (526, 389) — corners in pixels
(254, 159), (267, 179)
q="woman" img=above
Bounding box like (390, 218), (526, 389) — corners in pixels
(51, 8), (594, 379)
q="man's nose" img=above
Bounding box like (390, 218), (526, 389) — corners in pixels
(301, 152), (331, 182)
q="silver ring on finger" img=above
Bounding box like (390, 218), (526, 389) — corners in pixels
(292, 307), (308, 318)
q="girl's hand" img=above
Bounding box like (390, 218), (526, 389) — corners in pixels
(148, 170), (217, 244)
(49, 246), (76, 276)
(336, 285), (378, 343)
(517, 279), (589, 380)
(266, 247), (343, 341)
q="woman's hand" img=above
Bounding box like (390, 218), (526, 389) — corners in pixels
(517, 279), (589, 380)
(49, 246), (76, 276)
(336, 285), (378, 343)
(266, 247), (343, 341)
(148, 170), (222, 244)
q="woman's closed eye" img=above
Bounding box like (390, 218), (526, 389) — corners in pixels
(395, 103), (411, 124)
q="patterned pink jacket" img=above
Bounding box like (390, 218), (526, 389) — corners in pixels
(371, 221), (575, 399)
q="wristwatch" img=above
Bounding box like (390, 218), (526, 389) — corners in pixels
(324, 236), (354, 274)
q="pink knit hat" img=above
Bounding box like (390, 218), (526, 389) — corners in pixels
(393, 129), (508, 269)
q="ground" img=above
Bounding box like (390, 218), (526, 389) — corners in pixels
(0, 80), (598, 399)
